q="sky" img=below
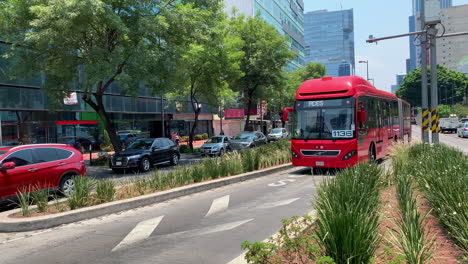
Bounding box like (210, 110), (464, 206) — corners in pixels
(303, 0), (468, 92)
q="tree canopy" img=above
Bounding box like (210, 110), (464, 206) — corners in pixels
(229, 13), (296, 130)
(397, 65), (468, 107)
(0, 0), (224, 151)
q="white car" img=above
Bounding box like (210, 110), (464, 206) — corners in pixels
(457, 123), (468, 138)
(267, 128), (289, 141)
(200, 136), (231, 156)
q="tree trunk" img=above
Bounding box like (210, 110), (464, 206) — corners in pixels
(82, 95), (122, 152)
(244, 96), (253, 131)
(189, 107), (201, 150)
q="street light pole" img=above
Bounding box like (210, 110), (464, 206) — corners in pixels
(358, 60), (369, 80)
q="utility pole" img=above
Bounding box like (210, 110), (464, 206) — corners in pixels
(420, 0), (430, 143)
(429, 25), (440, 143)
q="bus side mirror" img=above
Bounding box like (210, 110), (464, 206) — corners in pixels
(283, 107), (294, 122)
(358, 109), (367, 123)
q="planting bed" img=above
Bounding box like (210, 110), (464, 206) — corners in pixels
(242, 143), (467, 264)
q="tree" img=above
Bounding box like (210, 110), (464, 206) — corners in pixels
(171, 4), (243, 150)
(0, 0), (222, 151)
(397, 65), (468, 107)
(271, 62), (326, 126)
(229, 13), (295, 130)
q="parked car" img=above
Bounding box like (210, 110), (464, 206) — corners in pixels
(230, 131), (267, 150)
(267, 128), (289, 141)
(67, 137), (100, 153)
(457, 122), (468, 138)
(200, 136), (231, 157)
(0, 144), (86, 200)
(110, 138), (180, 173)
(119, 133), (139, 149)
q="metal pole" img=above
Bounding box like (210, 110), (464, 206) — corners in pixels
(420, 0), (430, 143)
(219, 106), (223, 135)
(430, 28), (439, 143)
(366, 62), (369, 80)
(160, 95), (165, 138)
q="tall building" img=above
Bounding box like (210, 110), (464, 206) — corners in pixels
(407, 0), (452, 72)
(437, 5), (468, 74)
(224, 0), (305, 71)
(391, 73), (406, 94)
(304, 9), (355, 77)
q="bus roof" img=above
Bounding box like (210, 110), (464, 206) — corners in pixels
(296, 76), (398, 101)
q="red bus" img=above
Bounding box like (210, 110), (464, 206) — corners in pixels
(283, 76), (411, 168)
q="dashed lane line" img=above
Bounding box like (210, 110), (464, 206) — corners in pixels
(111, 215), (164, 252)
(205, 195), (230, 217)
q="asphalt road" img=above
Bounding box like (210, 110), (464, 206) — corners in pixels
(0, 167), (325, 264)
(411, 125), (468, 154)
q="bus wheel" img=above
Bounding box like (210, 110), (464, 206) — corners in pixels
(368, 144), (376, 162)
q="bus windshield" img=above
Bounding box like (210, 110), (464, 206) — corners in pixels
(291, 98), (355, 140)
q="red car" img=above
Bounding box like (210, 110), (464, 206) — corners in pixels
(0, 144), (86, 200)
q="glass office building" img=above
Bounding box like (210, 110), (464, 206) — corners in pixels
(304, 9), (355, 77)
(224, 0), (305, 71)
(0, 43), (213, 146)
(408, 0), (452, 71)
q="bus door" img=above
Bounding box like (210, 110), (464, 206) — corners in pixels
(375, 100), (384, 155)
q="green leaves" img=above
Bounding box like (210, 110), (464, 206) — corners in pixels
(397, 65), (468, 107)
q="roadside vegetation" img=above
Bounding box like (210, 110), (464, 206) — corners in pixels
(241, 143), (466, 263)
(12, 140), (291, 217)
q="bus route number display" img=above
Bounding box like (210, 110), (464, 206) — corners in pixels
(332, 130), (353, 138)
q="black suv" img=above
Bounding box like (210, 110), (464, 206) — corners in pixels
(110, 138), (180, 173)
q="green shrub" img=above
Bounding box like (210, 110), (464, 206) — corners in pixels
(134, 177), (148, 195)
(90, 156), (109, 166)
(95, 180), (115, 203)
(16, 188), (31, 216)
(314, 163), (382, 264)
(194, 134), (203, 140)
(393, 144), (468, 252)
(67, 176), (95, 210)
(31, 187), (49, 213)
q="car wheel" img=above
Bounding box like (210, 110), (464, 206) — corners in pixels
(139, 157), (151, 172)
(368, 144), (376, 163)
(170, 153), (179, 166)
(59, 174), (76, 196)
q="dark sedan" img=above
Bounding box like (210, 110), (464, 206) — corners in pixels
(230, 131), (267, 150)
(110, 138), (180, 173)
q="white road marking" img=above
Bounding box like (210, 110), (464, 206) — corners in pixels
(0, 230), (52, 245)
(226, 210), (317, 264)
(205, 195), (230, 217)
(112, 215), (164, 252)
(268, 179), (296, 187)
(288, 174), (306, 178)
(257, 198), (300, 209)
(161, 219), (254, 240)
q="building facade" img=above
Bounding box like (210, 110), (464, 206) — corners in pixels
(0, 42), (214, 146)
(391, 73), (406, 95)
(437, 5), (468, 74)
(408, 0), (452, 72)
(224, 0), (305, 71)
(304, 9), (355, 77)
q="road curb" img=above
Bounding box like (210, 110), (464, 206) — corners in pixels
(0, 163), (292, 232)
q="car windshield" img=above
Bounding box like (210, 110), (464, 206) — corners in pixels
(207, 137), (223, 143)
(234, 134), (254, 140)
(270, 129), (282, 134)
(291, 98), (355, 140)
(127, 140), (153, 150)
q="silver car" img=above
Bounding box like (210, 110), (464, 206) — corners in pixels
(267, 128), (289, 141)
(200, 136), (231, 156)
(457, 122), (468, 138)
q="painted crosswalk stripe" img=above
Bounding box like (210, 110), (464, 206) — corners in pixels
(205, 195), (230, 217)
(112, 215), (164, 252)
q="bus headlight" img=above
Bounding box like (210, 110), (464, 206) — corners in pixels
(291, 150), (299, 159)
(342, 150), (357, 160)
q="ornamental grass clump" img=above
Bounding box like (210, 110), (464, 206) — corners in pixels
(31, 187), (49, 213)
(314, 162), (382, 264)
(395, 144), (468, 252)
(95, 180), (115, 203)
(16, 188), (31, 217)
(67, 176), (95, 210)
